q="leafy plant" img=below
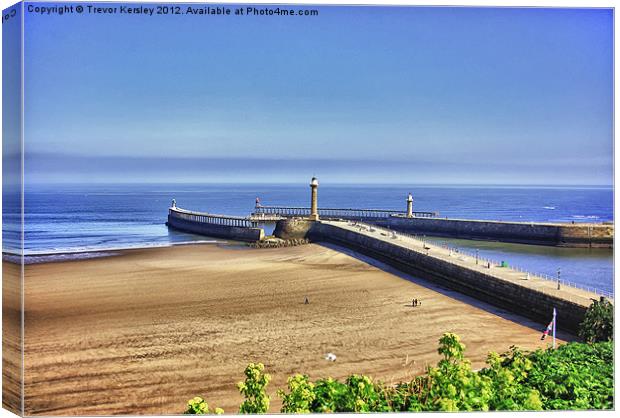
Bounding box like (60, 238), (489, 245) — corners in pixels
(184, 397), (224, 415)
(480, 347), (542, 410)
(341, 374), (387, 412)
(524, 341), (613, 410)
(578, 298), (614, 343)
(425, 333), (493, 411)
(238, 362), (271, 414)
(187, 334), (613, 413)
(309, 377), (348, 412)
(278, 374), (316, 413)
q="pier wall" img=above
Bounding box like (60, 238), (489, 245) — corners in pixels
(273, 218), (315, 240)
(273, 217), (391, 239)
(167, 215), (264, 242)
(310, 222), (589, 333)
(386, 217), (613, 248)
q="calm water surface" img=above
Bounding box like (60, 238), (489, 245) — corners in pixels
(2, 183), (613, 293)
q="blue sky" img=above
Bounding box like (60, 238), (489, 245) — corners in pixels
(2, 0), (21, 190)
(21, 3), (613, 185)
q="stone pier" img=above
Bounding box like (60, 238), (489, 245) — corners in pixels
(273, 218), (610, 333)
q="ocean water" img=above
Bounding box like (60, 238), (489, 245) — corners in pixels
(2, 183), (613, 293)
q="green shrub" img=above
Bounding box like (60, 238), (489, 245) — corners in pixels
(309, 377), (348, 412)
(524, 341), (613, 410)
(480, 347), (542, 410)
(341, 374), (387, 412)
(278, 374), (316, 413)
(578, 298), (613, 343)
(238, 362), (271, 414)
(187, 334), (613, 413)
(425, 333), (493, 411)
(184, 397), (223, 415)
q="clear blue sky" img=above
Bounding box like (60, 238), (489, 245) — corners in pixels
(22, 3), (613, 185)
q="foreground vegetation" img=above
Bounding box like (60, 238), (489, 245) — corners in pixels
(578, 297), (613, 344)
(186, 301), (614, 413)
(186, 335), (613, 413)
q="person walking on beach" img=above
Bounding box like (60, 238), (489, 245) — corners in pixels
(305, 296), (309, 305)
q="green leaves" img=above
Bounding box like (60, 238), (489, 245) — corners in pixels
(184, 396), (223, 415)
(278, 374), (316, 413)
(578, 298), (614, 343)
(238, 362), (271, 414)
(186, 334), (613, 413)
(437, 333), (465, 362)
(426, 333), (491, 411)
(310, 377), (348, 412)
(525, 341), (613, 410)
(342, 375), (385, 412)
(480, 347), (541, 411)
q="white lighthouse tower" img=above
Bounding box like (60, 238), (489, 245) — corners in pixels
(406, 193), (413, 218)
(309, 177), (319, 221)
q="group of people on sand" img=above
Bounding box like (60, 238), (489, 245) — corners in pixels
(305, 294), (422, 308)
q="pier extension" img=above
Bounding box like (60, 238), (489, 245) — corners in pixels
(274, 217), (611, 333)
(167, 206), (264, 242)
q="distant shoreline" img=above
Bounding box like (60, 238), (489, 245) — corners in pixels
(2, 240), (230, 264)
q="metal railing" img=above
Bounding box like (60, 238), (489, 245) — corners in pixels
(169, 207), (259, 228)
(254, 204), (437, 219)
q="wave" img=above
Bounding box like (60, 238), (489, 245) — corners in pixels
(3, 240), (224, 264)
(543, 206), (556, 210)
(15, 252), (119, 265)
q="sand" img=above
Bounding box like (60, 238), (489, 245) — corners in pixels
(13, 243), (569, 415)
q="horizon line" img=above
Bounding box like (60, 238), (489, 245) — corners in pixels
(17, 181), (614, 188)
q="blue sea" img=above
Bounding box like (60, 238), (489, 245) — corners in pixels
(2, 183), (614, 293)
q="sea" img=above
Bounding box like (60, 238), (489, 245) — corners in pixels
(2, 183), (614, 294)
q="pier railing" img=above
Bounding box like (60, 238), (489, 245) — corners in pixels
(169, 207), (260, 228)
(391, 212), (439, 218)
(346, 221), (614, 301)
(254, 205), (436, 219)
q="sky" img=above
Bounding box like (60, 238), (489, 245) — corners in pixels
(16, 3), (614, 185)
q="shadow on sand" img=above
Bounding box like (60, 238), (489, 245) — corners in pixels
(316, 241), (577, 342)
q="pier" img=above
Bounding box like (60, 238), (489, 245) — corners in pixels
(166, 177), (613, 332)
(253, 204), (437, 220)
(170, 207), (260, 228)
(309, 220), (611, 333)
(167, 206), (264, 242)
(387, 215), (613, 248)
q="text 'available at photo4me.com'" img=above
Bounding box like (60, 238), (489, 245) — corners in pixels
(6, 3), (320, 19)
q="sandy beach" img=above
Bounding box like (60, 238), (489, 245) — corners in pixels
(16, 243), (569, 415)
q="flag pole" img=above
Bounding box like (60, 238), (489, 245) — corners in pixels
(552, 307), (557, 349)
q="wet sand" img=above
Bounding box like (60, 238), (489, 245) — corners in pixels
(17, 243), (569, 415)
